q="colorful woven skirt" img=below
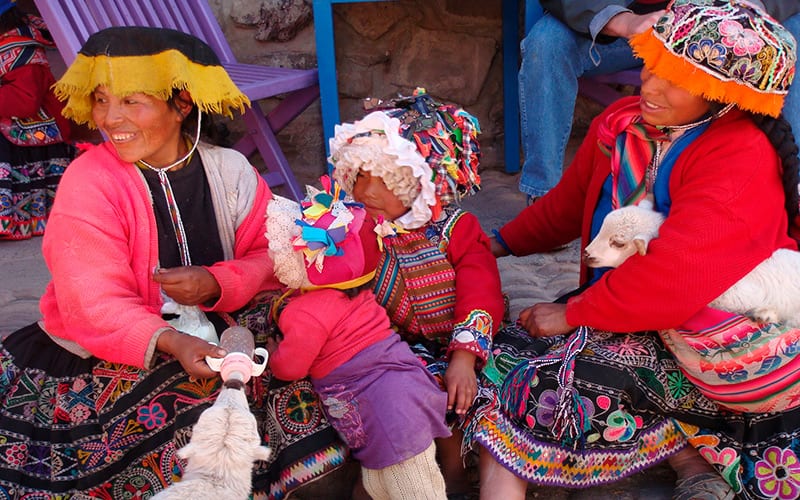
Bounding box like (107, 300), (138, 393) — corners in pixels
(465, 324), (800, 500)
(0, 299), (346, 499)
(0, 323), (218, 498)
(0, 135), (73, 240)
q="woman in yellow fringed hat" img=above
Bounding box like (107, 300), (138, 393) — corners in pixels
(465, 1), (800, 499)
(0, 27), (345, 498)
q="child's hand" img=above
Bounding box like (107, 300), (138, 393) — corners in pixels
(444, 350), (478, 415)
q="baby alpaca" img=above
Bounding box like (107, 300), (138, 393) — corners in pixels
(585, 201), (800, 327)
(152, 386), (271, 500)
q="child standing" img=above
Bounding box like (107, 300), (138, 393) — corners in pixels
(265, 182), (450, 500)
(0, 0), (74, 239)
(329, 89), (505, 495)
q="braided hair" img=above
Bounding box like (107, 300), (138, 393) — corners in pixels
(751, 113), (800, 242)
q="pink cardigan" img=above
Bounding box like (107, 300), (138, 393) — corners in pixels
(39, 142), (279, 368)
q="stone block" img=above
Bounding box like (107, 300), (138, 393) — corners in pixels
(389, 28), (496, 105)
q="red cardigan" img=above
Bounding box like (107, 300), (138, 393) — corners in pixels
(40, 143), (278, 368)
(499, 96), (798, 332)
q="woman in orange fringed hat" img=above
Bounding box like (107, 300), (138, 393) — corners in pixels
(466, 1), (800, 499)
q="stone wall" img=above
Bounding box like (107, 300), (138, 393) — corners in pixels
(29, 0), (606, 178)
(215, 0), (509, 177)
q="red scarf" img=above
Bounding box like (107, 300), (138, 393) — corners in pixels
(597, 100), (668, 208)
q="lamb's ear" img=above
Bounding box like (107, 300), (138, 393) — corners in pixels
(176, 443), (196, 460)
(253, 445), (271, 462)
(640, 195), (655, 211)
(633, 236), (649, 256)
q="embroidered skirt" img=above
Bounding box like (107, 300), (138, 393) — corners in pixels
(0, 298), (347, 500)
(0, 135), (73, 240)
(465, 324), (800, 500)
(313, 335), (450, 469)
(0, 323), (216, 498)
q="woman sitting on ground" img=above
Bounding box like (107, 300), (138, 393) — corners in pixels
(465, 1), (800, 499)
(0, 26), (281, 497)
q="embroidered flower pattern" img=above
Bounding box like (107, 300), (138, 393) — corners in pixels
(730, 58), (763, 85)
(137, 402), (167, 430)
(754, 447), (800, 499)
(5, 443), (27, 467)
(602, 409), (638, 443)
(666, 369), (693, 399)
(687, 38), (727, 68)
(602, 335), (649, 357)
(719, 19), (764, 56)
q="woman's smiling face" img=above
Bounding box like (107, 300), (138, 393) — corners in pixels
(91, 86), (187, 166)
(639, 67), (712, 127)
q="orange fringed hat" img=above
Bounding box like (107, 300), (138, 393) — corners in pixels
(630, 0), (796, 118)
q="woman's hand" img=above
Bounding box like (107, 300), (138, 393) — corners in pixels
(153, 266), (221, 305)
(489, 237), (510, 258)
(603, 10), (666, 39)
(444, 350), (478, 415)
(156, 328), (227, 379)
(518, 303), (572, 337)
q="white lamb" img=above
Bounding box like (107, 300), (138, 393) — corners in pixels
(160, 291), (219, 344)
(584, 199), (800, 327)
(152, 386), (271, 500)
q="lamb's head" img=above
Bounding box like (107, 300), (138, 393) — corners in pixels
(583, 201), (665, 268)
(177, 387), (271, 478)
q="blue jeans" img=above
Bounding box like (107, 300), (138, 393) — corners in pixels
(518, 14), (641, 197)
(518, 12), (800, 198)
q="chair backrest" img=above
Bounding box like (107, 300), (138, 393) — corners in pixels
(34, 0), (237, 66)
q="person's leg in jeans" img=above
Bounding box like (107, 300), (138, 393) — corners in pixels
(518, 14), (642, 199)
(780, 12), (800, 159)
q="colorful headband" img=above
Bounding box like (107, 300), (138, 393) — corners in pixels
(266, 177), (384, 291)
(54, 27), (250, 127)
(631, 0), (797, 118)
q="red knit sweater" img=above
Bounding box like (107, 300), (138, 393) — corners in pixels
(271, 289), (394, 380)
(499, 96), (798, 332)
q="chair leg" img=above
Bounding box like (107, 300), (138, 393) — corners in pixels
(235, 107), (304, 201)
(267, 84), (320, 134)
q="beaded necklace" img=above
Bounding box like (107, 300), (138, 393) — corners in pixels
(136, 111), (202, 266)
(645, 103), (734, 194)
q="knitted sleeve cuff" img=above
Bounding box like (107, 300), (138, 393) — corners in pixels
(445, 310), (494, 368)
(491, 229), (514, 256)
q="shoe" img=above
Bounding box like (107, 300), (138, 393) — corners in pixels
(673, 472), (735, 500)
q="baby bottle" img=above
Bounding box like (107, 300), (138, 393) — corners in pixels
(205, 326), (268, 387)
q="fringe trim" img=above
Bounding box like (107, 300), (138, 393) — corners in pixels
(54, 51), (250, 127)
(630, 30), (786, 118)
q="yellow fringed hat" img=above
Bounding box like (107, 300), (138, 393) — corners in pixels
(630, 0), (796, 118)
(53, 26), (250, 128)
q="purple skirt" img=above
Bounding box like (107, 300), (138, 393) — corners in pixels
(312, 334), (450, 469)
